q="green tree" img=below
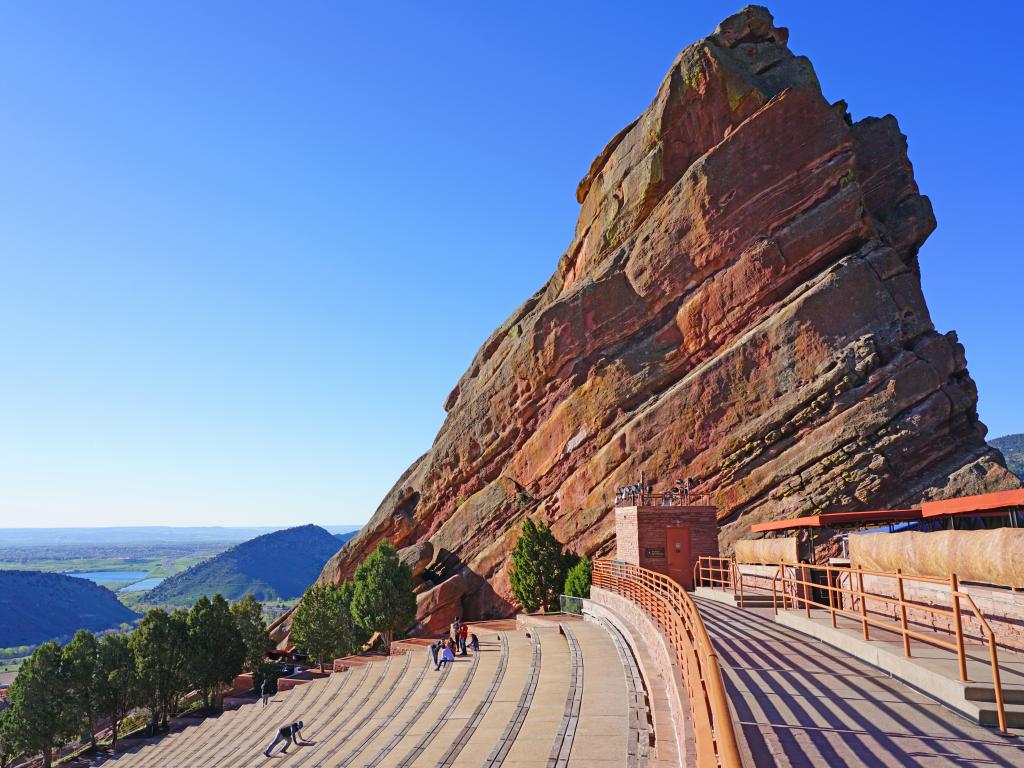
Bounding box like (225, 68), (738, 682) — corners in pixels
(7, 642), (72, 768)
(290, 583), (352, 672)
(131, 608), (189, 729)
(337, 580), (370, 652)
(187, 594), (245, 709)
(96, 633), (139, 755)
(350, 542), (417, 651)
(231, 594), (269, 673)
(62, 629), (100, 748)
(564, 556), (592, 598)
(509, 518), (570, 613)
(0, 706), (22, 768)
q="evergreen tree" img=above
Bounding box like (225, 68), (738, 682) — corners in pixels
(187, 594), (245, 709)
(62, 629), (100, 748)
(350, 542), (417, 651)
(131, 608), (189, 728)
(7, 642), (72, 768)
(290, 583), (353, 672)
(96, 633), (139, 755)
(0, 706), (21, 768)
(509, 518), (570, 613)
(564, 556), (592, 599)
(231, 593), (269, 672)
(337, 580), (370, 652)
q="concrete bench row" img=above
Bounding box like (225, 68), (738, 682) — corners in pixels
(107, 620), (645, 768)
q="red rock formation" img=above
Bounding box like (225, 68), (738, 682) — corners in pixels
(272, 5), (1018, 642)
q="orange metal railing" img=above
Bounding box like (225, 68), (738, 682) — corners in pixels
(694, 556), (754, 608)
(593, 559), (743, 768)
(771, 561), (1007, 732)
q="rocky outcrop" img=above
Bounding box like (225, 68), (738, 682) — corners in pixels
(275, 5), (1017, 642)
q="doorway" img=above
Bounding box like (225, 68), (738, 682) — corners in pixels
(666, 527), (692, 589)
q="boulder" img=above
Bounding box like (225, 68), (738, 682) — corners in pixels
(292, 5), (1018, 635)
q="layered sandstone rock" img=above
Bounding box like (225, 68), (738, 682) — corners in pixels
(273, 5), (1017, 642)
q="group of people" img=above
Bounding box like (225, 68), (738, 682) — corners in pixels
(428, 617), (479, 670)
(615, 478), (692, 505)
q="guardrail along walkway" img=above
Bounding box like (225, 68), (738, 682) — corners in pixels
(695, 597), (1024, 767)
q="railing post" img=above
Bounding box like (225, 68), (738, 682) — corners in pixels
(827, 568), (837, 629)
(951, 574), (968, 682)
(804, 563), (812, 619)
(857, 566), (869, 641)
(896, 568), (911, 657)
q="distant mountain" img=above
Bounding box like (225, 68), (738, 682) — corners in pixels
(991, 434), (1024, 480)
(0, 570), (139, 647)
(335, 530), (358, 544)
(143, 525), (343, 607)
(0, 525), (363, 548)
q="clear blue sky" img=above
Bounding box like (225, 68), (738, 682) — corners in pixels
(1, 2), (1021, 528)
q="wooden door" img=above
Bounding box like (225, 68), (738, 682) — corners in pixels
(666, 527), (692, 589)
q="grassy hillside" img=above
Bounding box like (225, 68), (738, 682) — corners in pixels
(0, 570), (139, 647)
(990, 434), (1024, 480)
(142, 524), (344, 607)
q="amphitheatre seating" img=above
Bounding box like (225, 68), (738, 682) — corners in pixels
(106, 619), (648, 767)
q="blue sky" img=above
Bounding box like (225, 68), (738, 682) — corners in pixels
(1, 2), (1021, 528)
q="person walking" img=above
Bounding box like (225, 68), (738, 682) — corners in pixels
(458, 623), (469, 656)
(429, 640), (442, 669)
(261, 679), (269, 707)
(470, 633), (480, 653)
(263, 720), (304, 756)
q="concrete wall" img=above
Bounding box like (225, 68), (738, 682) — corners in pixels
(589, 586), (692, 767)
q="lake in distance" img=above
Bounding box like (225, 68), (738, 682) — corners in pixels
(66, 570), (165, 592)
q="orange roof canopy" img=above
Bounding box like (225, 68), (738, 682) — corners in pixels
(750, 508), (921, 533)
(920, 489), (1024, 518)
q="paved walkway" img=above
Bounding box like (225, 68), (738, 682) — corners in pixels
(695, 597), (1024, 767)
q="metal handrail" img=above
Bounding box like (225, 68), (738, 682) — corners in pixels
(770, 561), (1007, 732)
(594, 559), (743, 767)
(694, 556), (748, 607)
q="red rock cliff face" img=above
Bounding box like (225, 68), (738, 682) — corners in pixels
(274, 5), (1017, 640)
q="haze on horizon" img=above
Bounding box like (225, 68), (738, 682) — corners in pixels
(2, 1), (1021, 529)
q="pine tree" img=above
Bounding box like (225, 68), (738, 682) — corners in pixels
(0, 706), (21, 768)
(290, 583), (353, 672)
(337, 581), (370, 653)
(231, 594), (269, 672)
(96, 633), (139, 754)
(564, 556), (592, 598)
(62, 629), (100, 748)
(131, 608), (189, 728)
(7, 642), (73, 768)
(350, 541), (417, 651)
(509, 518), (570, 613)
(187, 594), (245, 709)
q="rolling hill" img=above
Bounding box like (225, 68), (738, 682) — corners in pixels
(0, 570), (139, 647)
(142, 524), (346, 607)
(991, 434), (1024, 480)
